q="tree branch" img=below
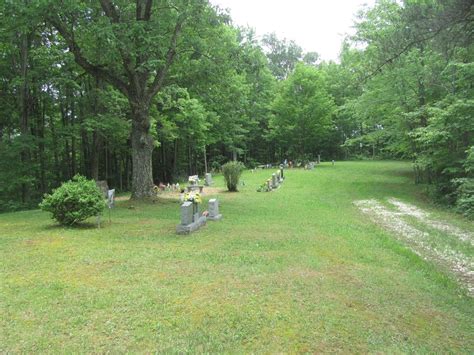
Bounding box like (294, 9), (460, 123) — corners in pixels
(49, 15), (129, 96)
(137, 0), (153, 21)
(147, 16), (184, 100)
(99, 0), (120, 23)
(98, 1), (143, 97)
(363, 2), (473, 81)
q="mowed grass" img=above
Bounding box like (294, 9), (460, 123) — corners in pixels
(1, 161), (473, 353)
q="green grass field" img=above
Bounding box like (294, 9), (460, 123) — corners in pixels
(1, 161), (473, 352)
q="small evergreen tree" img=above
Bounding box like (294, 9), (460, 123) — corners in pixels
(39, 175), (106, 226)
(222, 161), (245, 192)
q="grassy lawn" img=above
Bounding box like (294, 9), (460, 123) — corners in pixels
(1, 161), (473, 352)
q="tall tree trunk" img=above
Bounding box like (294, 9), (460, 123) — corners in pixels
(188, 144), (192, 175)
(119, 158), (124, 191)
(418, 44), (427, 127)
(70, 95), (76, 176)
(19, 32), (30, 203)
(203, 145), (208, 174)
(90, 130), (101, 181)
(173, 139), (178, 179)
(161, 141), (166, 182)
(38, 92), (46, 194)
(130, 103), (154, 198)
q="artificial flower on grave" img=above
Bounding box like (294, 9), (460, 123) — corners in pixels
(188, 175), (200, 184)
(184, 191), (202, 204)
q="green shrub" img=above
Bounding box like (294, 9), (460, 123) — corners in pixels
(222, 161), (245, 192)
(39, 175), (106, 225)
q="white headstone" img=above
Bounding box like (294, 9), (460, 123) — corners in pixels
(107, 189), (115, 209)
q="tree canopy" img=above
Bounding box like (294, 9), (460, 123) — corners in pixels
(0, 0), (472, 217)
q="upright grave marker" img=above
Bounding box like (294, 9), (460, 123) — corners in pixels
(176, 201), (206, 235)
(271, 173), (279, 189)
(207, 199), (222, 221)
(205, 173), (213, 186)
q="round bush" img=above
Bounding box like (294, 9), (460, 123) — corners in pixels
(39, 175), (106, 225)
(222, 161), (245, 192)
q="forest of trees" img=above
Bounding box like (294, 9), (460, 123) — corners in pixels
(0, 0), (472, 216)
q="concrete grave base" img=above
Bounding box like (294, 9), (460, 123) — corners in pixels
(207, 214), (222, 221)
(176, 216), (207, 235)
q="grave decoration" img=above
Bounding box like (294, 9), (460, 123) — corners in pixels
(257, 170), (285, 192)
(184, 191), (202, 205)
(189, 175), (199, 185)
(257, 180), (272, 192)
(187, 175), (204, 193)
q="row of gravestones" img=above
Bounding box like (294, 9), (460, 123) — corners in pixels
(176, 198), (222, 234)
(264, 166), (285, 191)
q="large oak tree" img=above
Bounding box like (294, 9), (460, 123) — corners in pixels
(44, 0), (218, 198)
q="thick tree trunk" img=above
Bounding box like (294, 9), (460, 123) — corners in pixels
(173, 139), (178, 179)
(130, 103), (154, 199)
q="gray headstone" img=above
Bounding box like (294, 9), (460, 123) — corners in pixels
(176, 201), (207, 234)
(180, 201), (193, 226)
(208, 198), (222, 221)
(205, 173), (213, 186)
(278, 171), (283, 183)
(272, 173), (278, 189)
(96, 180), (109, 198)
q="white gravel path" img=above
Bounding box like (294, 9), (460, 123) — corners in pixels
(354, 199), (474, 296)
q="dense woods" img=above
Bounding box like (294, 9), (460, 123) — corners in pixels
(0, 0), (472, 216)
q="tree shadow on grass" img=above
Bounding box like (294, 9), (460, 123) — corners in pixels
(374, 165), (414, 179)
(40, 221), (99, 231)
(348, 180), (428, 204)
